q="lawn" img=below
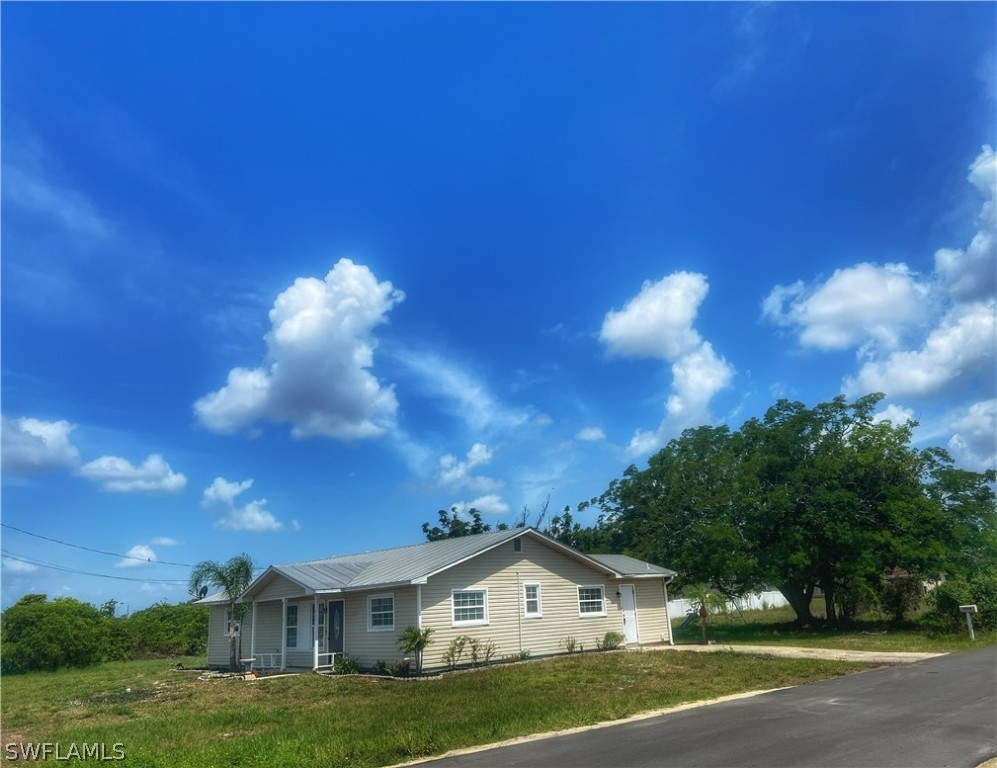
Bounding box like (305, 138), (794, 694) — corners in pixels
(2, 651), (873, 767)
(671, 602), (996, 652)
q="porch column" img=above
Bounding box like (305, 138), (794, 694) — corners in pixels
(663, 580), (674, 646)
(280, 597), (287, 670)
(416, 585), (423, 629)
(250, 600), (257, 662)
(312, 594), (319, 670)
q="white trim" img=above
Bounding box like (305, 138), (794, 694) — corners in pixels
(577, 584), (607, 617)
(250, 600), (257, 660)
(285, 602), (307, 650)
(280, 597), (287, 671)
(367, 592), (395, 632)
(417, 584), (423, 630)
(451, 587), (489, 626)
(523, 582), (543, 618)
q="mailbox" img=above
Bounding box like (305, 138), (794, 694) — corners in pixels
(959, 604), (978, 614)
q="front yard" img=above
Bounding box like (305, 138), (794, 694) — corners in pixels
(2, 650), (873, 767)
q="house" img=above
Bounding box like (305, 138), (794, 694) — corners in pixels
(197, 527), (676, 672)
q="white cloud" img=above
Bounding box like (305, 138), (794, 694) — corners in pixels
(150, 537), (179, 546)
(391, 348), (530, 433)
(201, 477), (284, 533)
(1, 417), (81, 474)
(844, 301), (996, 398)
(935, 146), (996, 303)
(600, 272), (734, 455)
(947, 400), (997, 471)
(115, 544), (157, 569)
(451, 495), (510, 516)
(437, 443), (500, 492)
(77, 453), (187, 494)
(762, 263), (930, 351)
(600, 272), (709, 360)
(575, 427), (606, 442)
(873, 403), (916, 426)
(195, 258), (404, 440)
(2, 557), (38, 574)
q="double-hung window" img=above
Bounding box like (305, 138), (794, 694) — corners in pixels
(577, 586), (606, 617)
(452, 589), (488, 626)
(286, 604), (299, 648)
(368, 594), (394, 631)
(523, 583), (542, 618)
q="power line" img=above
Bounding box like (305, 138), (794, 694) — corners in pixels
(0, 523), (195, 567)
(0, 550), (190, 584)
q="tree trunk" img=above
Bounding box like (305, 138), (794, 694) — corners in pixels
(778, 582), (815, 624)
(228, 604), (238, 672)
(820, 567), (837, 625)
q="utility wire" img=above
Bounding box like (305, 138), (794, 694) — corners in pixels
(0, 522), (195, 567)
(0, 550), (190, 584)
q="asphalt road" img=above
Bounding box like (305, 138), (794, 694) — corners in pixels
(422, 647), (997, 768)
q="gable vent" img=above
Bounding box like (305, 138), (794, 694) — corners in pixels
(513, 537), (523, 553)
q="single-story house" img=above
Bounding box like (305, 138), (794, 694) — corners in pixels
(197, 527), (676, 672)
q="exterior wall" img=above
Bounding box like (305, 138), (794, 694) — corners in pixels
(207, 603), (255, 668)
(420, 535), (637, 669)
(255, 572), (307, 602)
(609, 578), (671, 645)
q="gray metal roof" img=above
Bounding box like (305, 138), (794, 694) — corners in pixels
(587, 554), (676, 578)
(236, 528), (673, 600)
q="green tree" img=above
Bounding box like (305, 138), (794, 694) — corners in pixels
(189, 553), (254, 671)
(397, 625), (434, 675)
(1, 595), (112, 673)
(125, 601), (210, 657)
(422, 507), (493, 541)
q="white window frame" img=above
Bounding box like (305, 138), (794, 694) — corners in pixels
(367, 593), (395, 632)
(286, 604), (301, 648)
(577, 585), (606, 617)
(451, 588), (489, 627)
(523, 583), (542, 618)
(225, 608), (241, 637)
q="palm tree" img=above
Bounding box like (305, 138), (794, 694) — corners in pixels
(189, 553), (254, 672)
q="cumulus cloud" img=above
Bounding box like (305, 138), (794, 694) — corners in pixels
(150, 536), (179, 546)
(843, 300), (996, 398)
(451, 495), (510, 516)
(873, 403), (916, 426)
(77, 454), (187, 494)
(1, 417), (80, 474)
(2, 557), (38, 574)
(115, 544), (157, 569)
(201, 477), (284, 533)
(599, 272), (734, 454)
(762, 262), (931, 352)
(935, 146), (996, 303)
(195, 258), (404, 440)
(437, 443), (500, 492)
(946, 399), (997, 471)
(575, 427), (606, 442)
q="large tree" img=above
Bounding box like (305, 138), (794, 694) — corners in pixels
(587, 394), (996, 625)
(189, 553), (254, 671)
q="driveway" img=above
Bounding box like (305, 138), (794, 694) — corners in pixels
(416, 647), (997, 768)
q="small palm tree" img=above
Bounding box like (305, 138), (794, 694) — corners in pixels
(398, 625), (434, 675)
(189, 553), (254, 672)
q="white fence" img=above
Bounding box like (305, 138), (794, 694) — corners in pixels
(669, 589), (788, 619)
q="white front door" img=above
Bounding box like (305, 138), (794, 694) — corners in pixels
(620, 584), (638, 644)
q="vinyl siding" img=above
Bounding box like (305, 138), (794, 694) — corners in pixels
(255, 572), (307, 602)
(420, 535), (629, 669)
(609, 579), (671, 645)
(207, 604), (254, 668)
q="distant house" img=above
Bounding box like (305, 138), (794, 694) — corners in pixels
(197, 527), (676, 672)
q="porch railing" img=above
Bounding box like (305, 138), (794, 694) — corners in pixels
(313, 650), (337, 672)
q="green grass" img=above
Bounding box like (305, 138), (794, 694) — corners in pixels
(2, 651), (873, 767)
(672, 602), (996, 652)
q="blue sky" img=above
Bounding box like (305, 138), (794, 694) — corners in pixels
(2, 3), (995, 612)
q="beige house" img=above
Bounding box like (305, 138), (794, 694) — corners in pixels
(198, 527), (676, 673)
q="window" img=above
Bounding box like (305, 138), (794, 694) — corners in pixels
(368, 594), (394, 631)
(452, 589), (488, 626)
(578, 586), (606, 616)
(513, 537), (523, 553)
(313, 603), (327, 651)
(286, 604), (299, 648)
(225, 608), (241, 637)
(523, 583), (542, 617)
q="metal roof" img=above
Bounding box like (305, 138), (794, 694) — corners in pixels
(228, 528), (673, 601)
(587, 554), (676, 578)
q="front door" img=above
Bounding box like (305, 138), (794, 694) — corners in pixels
(327, 600), (345, 655)
(619, 584), (638, 644)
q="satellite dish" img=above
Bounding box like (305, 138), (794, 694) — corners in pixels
(199, 586), (209, 599)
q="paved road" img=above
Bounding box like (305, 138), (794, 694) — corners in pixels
(421, 647), (997, 768)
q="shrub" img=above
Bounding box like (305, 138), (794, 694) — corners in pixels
(879, 573), (925, 624)
(124, 601), (209, 657)
(928, 578), (974, 630)
(596, 631), (625, 651)
(333, 654), (361, 675)
(1, 595), (112, 674)
(467, 638), (497, 666)
(370, 660), (389, 676)
(442, 636), (468, 670)
(389, 659), (411, 677)
(398, 625), (433, 675)
(560, 636), (577, 653)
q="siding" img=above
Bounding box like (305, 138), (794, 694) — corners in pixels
(207, 604), (255, 668)
(610, 578), (671, 645)
(420, 535), (637, 669)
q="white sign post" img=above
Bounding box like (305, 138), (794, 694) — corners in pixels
(959, 604), (978, 641)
